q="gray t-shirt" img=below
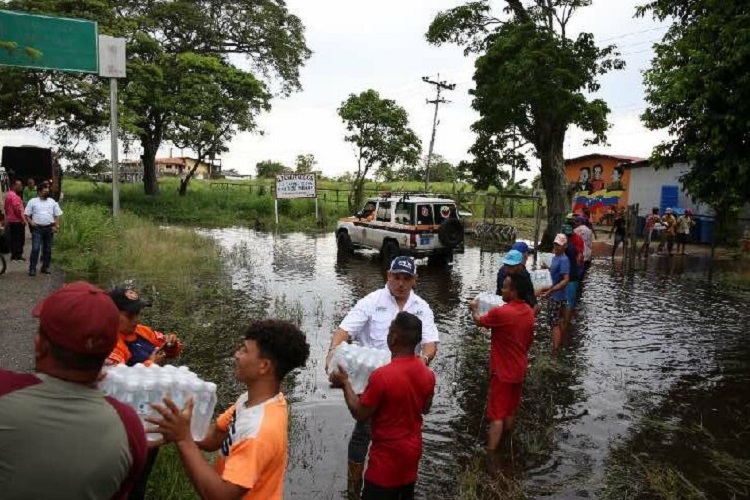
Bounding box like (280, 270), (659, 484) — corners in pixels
(0, 370), (147, 500)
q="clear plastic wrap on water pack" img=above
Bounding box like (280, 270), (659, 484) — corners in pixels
(99, 364), (217, 442)
(329, 343), (391, 394)
(474, 292), (505, 316)
(529, 269), (553, 290)
(534, 252), (555, 270)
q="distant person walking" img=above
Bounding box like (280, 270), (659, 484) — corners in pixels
(3, 179), (26, 261)
(469, 273), (535, 451)
(660, 208), (677, 256)
(24, 182), (62, 276)
(675, 209), (695, 255)
(640, 207), (662, 256)
(609, 208), (627, 259)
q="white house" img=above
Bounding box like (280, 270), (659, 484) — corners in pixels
(625, 160), (712, 216)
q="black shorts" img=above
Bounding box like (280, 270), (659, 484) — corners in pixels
(676, 233), (689, 244)
(362, 480), (415, 500)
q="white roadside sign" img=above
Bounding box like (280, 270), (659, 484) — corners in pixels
(275, 173), (317, 199)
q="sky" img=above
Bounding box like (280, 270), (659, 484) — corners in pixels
(0, 0), (671, 182)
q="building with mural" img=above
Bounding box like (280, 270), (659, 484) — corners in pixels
(564, 153), (645, 222)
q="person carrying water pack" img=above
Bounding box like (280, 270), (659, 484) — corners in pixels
(148, 320), (310, 500)
(469, 273), (535, 451)
(536, 234), (570, 357)
(495, 244), (537, 310)
(0, 282), (147, 500)
(325, 256), (440, 500)
(106, 286), (183, 500)
(329, 312), (435, 500)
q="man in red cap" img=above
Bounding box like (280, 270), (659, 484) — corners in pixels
(0, 281), (147, 499)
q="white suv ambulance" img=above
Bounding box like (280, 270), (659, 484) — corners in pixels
(335, 193), (465, 265)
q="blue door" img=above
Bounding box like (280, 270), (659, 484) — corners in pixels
(660, 185), (679, 213)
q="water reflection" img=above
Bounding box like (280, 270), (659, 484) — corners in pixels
(202, 228), (750, 499)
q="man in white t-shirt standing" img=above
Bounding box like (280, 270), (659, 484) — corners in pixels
(325, 256), (439, 499)
(24, 182), (63, 277)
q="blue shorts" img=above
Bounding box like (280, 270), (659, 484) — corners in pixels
(565, 281), (579, 309)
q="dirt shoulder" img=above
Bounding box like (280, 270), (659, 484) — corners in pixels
(0, 233), (63, 372)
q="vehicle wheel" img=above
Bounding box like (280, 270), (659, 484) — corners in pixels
(381, 240), (400, 264)
(438, 218), (464, 248)
(0, 255), (5, 276)
(336, 231), (353, 255)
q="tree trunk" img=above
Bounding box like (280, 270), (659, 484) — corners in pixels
(538, 132), (568, 250)
(141, 137), (160, 196)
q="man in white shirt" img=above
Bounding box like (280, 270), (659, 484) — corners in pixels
(325, 256), (439, 499)
(24, 182), (63, 276)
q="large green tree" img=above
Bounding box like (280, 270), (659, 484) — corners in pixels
(167, 53), (270, 195)
(294, 153), (317, 173)
(427, 0), (623, 246)
(0, 0), (310, 196)
(638, 0), (750, 225)
(338, 90), (421, 211)
(256, 160), (287, 178)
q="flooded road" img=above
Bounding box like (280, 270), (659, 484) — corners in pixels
(203, 228), (750, 499)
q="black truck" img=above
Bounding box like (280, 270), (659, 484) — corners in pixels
(1, 146), (63, 201)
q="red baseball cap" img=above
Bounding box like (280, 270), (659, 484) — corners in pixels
(32, 281), (120, 355)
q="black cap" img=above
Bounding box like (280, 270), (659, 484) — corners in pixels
(109, 287), (152, 314)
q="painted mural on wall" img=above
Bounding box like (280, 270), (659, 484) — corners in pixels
(572, 162), (626, 213)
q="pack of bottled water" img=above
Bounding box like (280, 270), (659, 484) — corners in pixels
(529, 269), (553, 290)
(99, 363), (217, 442)
(533, 252), (555, 269)
(474, 292), (505, 316)
(329, 343), (392, 394)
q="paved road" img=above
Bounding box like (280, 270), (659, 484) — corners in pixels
(0, 232), (63, 372)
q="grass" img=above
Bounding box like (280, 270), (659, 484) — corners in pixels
(62, 178), (541, 231)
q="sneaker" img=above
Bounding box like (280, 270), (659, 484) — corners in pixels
(41, 268), (51, 275)
(28, 269), (36, 277)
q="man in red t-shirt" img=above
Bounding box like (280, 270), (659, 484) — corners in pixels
(329, 312), (435, 499)
(469, 273), (535, 451)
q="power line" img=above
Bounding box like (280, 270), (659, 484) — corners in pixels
(422, 75), (456, 191)
(599, 25), (670, 43)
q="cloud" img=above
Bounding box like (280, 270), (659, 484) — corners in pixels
(0, 0), (673, 181)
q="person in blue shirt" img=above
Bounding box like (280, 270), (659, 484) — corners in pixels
(536, 234), (570, 356)
(496, 242), (537, 310)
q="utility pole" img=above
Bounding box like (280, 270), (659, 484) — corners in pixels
(422, 75), (455, 192)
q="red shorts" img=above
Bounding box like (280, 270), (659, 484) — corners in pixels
(487, 378), (523, 421)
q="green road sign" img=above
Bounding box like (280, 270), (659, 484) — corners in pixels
(0, 10), (97, 73)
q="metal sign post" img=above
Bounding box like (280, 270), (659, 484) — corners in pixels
(98, 35), (126, 217)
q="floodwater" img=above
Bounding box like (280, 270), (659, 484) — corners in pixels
(203, 228), (750, 499)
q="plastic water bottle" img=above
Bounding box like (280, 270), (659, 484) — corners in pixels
(529, 269), (553, 290)
(475, 292), (504, 316)
(97, 364), (215, 442)
(330, 344), (391, 394)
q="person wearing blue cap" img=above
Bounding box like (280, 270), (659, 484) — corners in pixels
(324, 255), (440, 498)
(496, 243), (537, 310)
